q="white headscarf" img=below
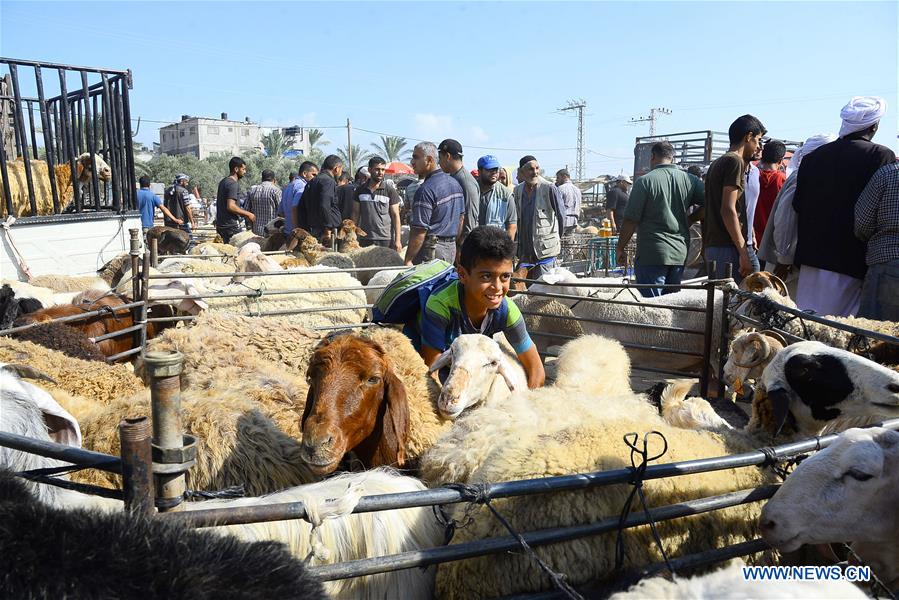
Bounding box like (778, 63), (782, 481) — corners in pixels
(838, 96), (887, 138)
(786, 133), (838, 176)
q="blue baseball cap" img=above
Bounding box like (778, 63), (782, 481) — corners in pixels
(477, 155), (501, 170)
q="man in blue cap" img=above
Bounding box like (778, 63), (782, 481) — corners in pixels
(463, 154), (518, 240)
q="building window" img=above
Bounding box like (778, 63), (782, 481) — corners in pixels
(207, 126), (219, 135)
(161, 133), (166, 141)
(180, 130), (185, 138)
(227, 127), (233, 133)
(190, 126), (196, 135)
(241, 129), (249, 137)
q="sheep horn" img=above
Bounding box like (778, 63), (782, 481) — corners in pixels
(767, 273), (789, 298)
(428, 349), (453, 374)
(731, 332), (772, 368)
(760, 330), (788, 347)
(0, 363), (57, 384)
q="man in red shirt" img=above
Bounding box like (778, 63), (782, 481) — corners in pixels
(753, 140), (786, 243)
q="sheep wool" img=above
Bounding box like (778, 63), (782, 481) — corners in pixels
(141, 311), (323, 389)
(69, 370), (315, 494)
(272, 255), (311, 269)
(29, 274), (110, 294)
(347, 246), (404, 285)
(192, 468), (445, 600)
(203, 270), (367, 328)
(0, 337), (144, 404)
(10, 322), (106, 362)
(435, 415), (771, 598)
(313, 252), (355, 270)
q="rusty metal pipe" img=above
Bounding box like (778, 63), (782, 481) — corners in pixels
(145, 350), (187, 512)
(149, 236), (158, 267)
(119, 417), (154, 516)
(129, 228), (141, 353)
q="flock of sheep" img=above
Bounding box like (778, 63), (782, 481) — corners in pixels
(0, 224), (898, 598)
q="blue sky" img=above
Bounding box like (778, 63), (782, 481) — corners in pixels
(2, 1), (896, 177)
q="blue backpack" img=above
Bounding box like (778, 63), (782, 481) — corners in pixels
(372, 260), (458, 325)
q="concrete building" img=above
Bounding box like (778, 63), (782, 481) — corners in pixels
(158, 113), (311, 160)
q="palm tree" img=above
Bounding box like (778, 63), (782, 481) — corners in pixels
(307, 128), (329, 151)
(370, 135), (410, 162)
(337, 144), (371, 173)
(260, 130), (294, 158)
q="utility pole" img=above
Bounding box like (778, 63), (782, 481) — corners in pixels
(629, 107), (672, 136)
(558, 99), (586, 181)
(346, 118), (353, 175)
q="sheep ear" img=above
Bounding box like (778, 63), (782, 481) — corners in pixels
(300, 384), (316, 428)
(336, 228), (346, 240)
(356, 226), (367, 237)
(836, 440), (884, 480)
(497, 362), (517, 391)
(380, 368), (409, 467)
(429, 349), (453, 374)
(768, 387), (792, 436)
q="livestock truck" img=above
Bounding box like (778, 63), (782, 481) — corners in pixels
(0, 57), (140, 278)
(633, 130), (803, 178)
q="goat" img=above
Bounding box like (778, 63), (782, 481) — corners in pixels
(299, 328), (446, 475)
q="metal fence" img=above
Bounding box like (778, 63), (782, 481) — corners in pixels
(0, 57), (136, 220)
(0, 229), (148, 362)
(5, 246), (899, 594)
(512, 268), (732, 398)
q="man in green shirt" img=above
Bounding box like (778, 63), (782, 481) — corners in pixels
(615, 142), (705, 297)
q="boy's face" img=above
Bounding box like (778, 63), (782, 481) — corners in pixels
(458, 258), (514, 311)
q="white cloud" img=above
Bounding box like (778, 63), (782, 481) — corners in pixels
(469, 126), (489, 144)
(413, 113), (453, 140)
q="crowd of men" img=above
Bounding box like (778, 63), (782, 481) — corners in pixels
(613, 95), (896, 321)
(138, 94), (896, 322)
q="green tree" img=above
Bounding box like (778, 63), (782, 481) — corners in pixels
(370, 135), (410, 162)
(260, 130), (294, 159)
(306, 128), (329, 167)
(337, 144), (371, 173)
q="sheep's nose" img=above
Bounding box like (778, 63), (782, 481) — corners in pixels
(759, 518), (776, 532)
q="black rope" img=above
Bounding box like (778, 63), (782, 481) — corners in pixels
(759, 436), (822, 481)
(614, 431), (673, 576)
(441, 483), (584, 600)
(844, 543), (898, 600)
(183, 484), (246, 500)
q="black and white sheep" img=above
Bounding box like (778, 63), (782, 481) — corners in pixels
(761, 341), (899, 436)
(0, 469), (328, 599)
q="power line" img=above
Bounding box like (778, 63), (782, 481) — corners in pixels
(628, 107), (672, 136)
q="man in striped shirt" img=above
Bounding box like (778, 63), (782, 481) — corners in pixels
(855, 161), (899, 320)
(244, 169), (281, 236)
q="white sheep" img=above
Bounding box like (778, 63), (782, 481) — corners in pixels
(187, 468), (446, 600)
(202, 267), (368, 329)
(609, 561), (868, 599)
(525, 266), (630, 308)
(658, 378), (733, 430)
(760, 426), (899, 591)
(419, 334), (659, 486)
(428, 334), (526, 418)
(235, 242), (283, 274)
(761, 341), (899, 436)
(433, 405), (770, 598)
(0, 364), (119, 511)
